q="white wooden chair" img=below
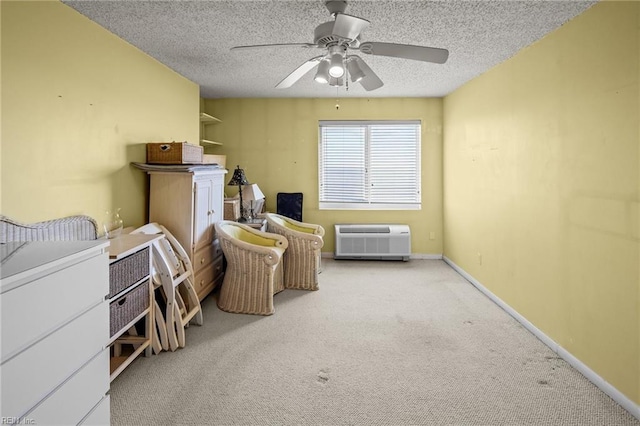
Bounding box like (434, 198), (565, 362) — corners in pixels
(132, 223), (203, 351)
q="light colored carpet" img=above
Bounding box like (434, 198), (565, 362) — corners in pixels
(111, 259), (638, 425)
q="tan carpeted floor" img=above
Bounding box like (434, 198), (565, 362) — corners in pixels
(110, 259), (639, 425)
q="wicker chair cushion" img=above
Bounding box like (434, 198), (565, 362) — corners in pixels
(223, 223), (286, 247)
(269, 214), (318, 234)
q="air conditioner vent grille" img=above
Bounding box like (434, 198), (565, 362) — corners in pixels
(339, 225), (390, 234)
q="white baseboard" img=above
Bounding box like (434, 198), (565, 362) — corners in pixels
(443, 256), (640, 421)
(321, 252), (443, 260)
(411, 253), (443, 260)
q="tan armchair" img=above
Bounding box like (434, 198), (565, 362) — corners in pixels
(265, 213), (325, 291)
(214, 220), (288, 315)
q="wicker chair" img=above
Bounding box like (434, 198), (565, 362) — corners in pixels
(214, 220), (288, 315)
(265, 212), (324, 291)
(0, 215), (98, 242)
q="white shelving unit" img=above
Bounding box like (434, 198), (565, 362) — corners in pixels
(107, 233), (160, 382)
(200, 112), (222, 146)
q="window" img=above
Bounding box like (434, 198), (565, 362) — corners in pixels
(318, 120), (421, 210)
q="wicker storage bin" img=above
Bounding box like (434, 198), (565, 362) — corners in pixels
(110, 282), (149, 337)
(108, 247), (149, 298)
(224, 199), (240, 220)
(147, 142), (203, 164)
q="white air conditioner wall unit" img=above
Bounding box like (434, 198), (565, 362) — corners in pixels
(334, 224), (411, 261)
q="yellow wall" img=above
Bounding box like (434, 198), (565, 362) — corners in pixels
(203, 98), (443, 255)
(3, 0), (638, 409)
(443, 1), (639, 404)
(1, 0), (199, 228)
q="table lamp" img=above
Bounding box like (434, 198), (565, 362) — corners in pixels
(227, 165), (250, 222)
(242, 183), (265, 221)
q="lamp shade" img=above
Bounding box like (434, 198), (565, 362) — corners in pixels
(242, 183), (265, 201)
(328, 52), (344, 78)
(314, 59), (330, 84)
(227, 165), (249, 186)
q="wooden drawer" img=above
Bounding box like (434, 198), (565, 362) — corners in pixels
(212, 254), (224, 280)
(193, 244), (213, 274)
(212, 237), (223, 260)
(193, 239), (223, 274)
(1, 253), (108, 362)
(28, 349), (109, 425)
(1, 302), (108, 418)
(193, 261), (214, 296)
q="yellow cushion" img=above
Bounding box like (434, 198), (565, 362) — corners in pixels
(274, 216), (315, 234)
(224, 225), (278, 247)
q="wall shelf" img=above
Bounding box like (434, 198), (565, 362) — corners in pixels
(200, 112), (222, 146)
(200, 139), (223, 146)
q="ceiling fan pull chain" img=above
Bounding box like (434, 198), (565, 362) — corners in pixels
(345, 59), (350, 91)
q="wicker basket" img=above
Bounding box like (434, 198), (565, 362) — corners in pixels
(108, 247), (149, 298)
(224, 199), (241, 220)
(147, 142), (203, 164)
(110, 282), (150, 337)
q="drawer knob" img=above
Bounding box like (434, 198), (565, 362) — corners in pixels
(201, 258), (205, 264)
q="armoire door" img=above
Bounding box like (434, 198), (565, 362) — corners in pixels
(193, 176), (214, 252)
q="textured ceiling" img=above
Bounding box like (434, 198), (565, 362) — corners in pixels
(62, 0), (597, 99)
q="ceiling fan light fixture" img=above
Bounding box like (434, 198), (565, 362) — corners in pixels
(314, 59), (330, 83)
(328, 52), (345, 78)
(347, 59), (366, 82)
(328, 76), (344, 87)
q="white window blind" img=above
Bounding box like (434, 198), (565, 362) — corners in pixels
(319, 121), (421, 210)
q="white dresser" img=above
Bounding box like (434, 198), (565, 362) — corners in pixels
(0, 240), (111, 425)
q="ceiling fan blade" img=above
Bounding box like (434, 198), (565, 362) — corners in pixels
(275, 56), (323, 89)
(359, 42), (449, 64)
(231, 43), (316, 51)
(352, 56), (383, 91)
(332, 13), (370, 40)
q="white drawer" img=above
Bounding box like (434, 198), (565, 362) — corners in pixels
(1, 253), (108, 362)
(193, 244), (213, 274)
(193, 260), (215, 295)
(80, 394), (110, 426)
(28, 348), (109, 425)
(0, 302), (108, 419)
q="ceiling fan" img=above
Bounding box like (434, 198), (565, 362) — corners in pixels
(230, 0), (449, 91)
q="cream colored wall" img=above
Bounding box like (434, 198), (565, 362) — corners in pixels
(203, 98), (443, 255)
(443, 1), (639, 405)
(2, 0), (199, 228)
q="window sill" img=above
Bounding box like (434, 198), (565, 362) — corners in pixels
(319, 203), (421, 211)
